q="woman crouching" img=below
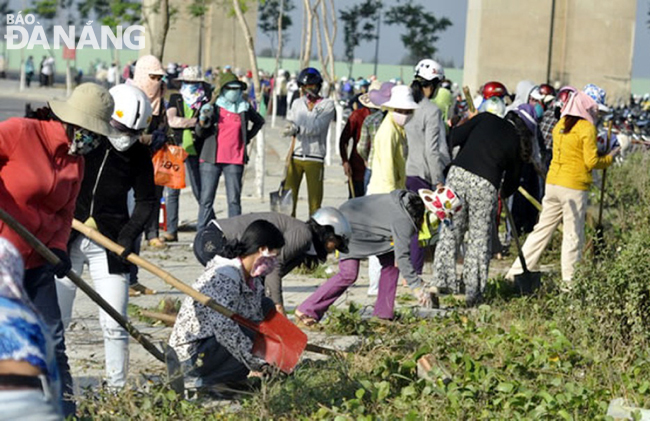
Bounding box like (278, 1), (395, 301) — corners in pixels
(169, 220), (285, 394)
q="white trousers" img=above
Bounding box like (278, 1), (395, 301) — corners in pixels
(506, 184), (588, 282)
(55, 236), (129, 388)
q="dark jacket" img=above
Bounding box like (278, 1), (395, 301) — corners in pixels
(71, 139), (156, 273)
(195, 104), (265, 164)
(339, 190), (422, 288)
(449, 112), (523, 198)
(197, 212), (314, 305)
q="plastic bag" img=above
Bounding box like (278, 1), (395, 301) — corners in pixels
(152, 144), (188, 189)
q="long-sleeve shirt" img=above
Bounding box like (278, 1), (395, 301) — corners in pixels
(169, 256), (266, 370)
(0, 118), (83, 269)
(339, 107), (371, 182)
(449, 112), (523, 198)
(357, 110), (385, 163)
(288, 96), (336, 162)
(404, 99), (450, 185)
(367, 112), (407, 194)
(339, 190), (423, 289)
(547, 117), (612, 191)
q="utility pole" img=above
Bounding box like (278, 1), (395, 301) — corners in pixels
(546, 0), (556, 84)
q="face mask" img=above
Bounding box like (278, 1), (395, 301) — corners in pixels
(69, 128), (101, 155)
(223, 89), (242, 103)
(534, 103), (544, 119)
(251, 250), (278, 278)
(180, 83), (205, 109)
(392, 112), (412, 127)
(108, 133), (139, 152)
(303, 86), (320, 102)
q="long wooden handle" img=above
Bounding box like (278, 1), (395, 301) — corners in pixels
(597, 121), (614, 227)
(0, 208), (165, 363)
(72, 219), (236, 319)
(463, 86), (476, 113)
(503, 203), (529, 273)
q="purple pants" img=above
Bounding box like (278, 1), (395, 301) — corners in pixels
(406, 176), (432, 275)
(297, 253), (399, 320)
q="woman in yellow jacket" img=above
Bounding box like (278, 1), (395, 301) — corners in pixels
(367, 85), (419, 194)
(506, 91), (619, 284)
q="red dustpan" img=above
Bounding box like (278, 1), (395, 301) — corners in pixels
(234, 309), (308, 374)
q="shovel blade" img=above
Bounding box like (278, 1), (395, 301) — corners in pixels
(250, 309), (307, 374)
(269, 188), (293, 215)
(514, 271), (542, 295)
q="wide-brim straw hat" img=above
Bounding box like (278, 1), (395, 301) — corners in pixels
(49, 83), (117, 137)
(382, 85), (420, 110)
(359, 80), (382, 109)
(175, 66), (204, 82)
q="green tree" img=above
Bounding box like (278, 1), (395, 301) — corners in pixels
(258, 0), (295, 54)
(339, 0), (381, 77)
(77, 0), (141, 28)
(385, 0), (451, 65)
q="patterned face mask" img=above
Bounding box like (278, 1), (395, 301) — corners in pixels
(251, 250), (278, 278)
(180, 83), (206, 109)
(69, 128), (102, 155)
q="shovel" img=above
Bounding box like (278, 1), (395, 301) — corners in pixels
(270, 135), (297, 215)
(72, 219), (320, 374)
(503, 203), (542, 295)
(594, 121), (613, 258)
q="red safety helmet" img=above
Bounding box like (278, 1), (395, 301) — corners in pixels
(483, 81), (508, 100)
(538, 83), (556, 98)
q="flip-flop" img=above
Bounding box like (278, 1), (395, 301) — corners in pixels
(294, 312), (320, 329)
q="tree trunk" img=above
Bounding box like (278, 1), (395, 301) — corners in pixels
(274, 0), (285, 77)
(302, 0), (314, 68)
(312, 1), (331, 83)
(148, 0), (170, 61)
(321, 0), (336, 85)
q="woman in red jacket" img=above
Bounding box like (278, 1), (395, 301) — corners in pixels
(0, 83), (116, 418)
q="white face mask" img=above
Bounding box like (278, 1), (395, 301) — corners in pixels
(392, 112), (412, 127)
(108, 133), (139, 152)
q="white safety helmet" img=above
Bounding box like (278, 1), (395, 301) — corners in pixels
(478, 96), (506, 118)
(311, 207), (352, 252)
(109, 84), (153, 132)
(414, 59), (444, 82)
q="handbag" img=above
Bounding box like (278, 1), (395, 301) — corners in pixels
(270, 136), (296, 214)
(152, 144), (189, 189)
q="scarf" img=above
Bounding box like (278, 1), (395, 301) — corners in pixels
(132, 55), (165, 115)
(215, 93), (250, 114)
(561, 91), (598, 126)
(181, 83), (206, 110)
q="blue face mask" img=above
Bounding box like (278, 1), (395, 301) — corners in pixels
(534, 103), (544, 119)
(223, 89), (242, 103)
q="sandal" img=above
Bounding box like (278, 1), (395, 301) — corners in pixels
(160, 232), (178, 242)
(294, 311), (319, 329)
(148, 238), (167, 250)
(130, 282), (157, 295)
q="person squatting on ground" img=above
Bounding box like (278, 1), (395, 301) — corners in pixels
(295, 190), (430, 325)
(506, 90), (619, 285)
(55, 85), (156, 390)
(0, 82), (116, 418)
(169, 220), (285, 395)
(432, 104), (537, 306)
(195, 72), (265, 229)
(164, 66), (212, 237)
(193, 208), (351, 316)
(0, 238), (63, 420)
(405, 59), (451, 275)
(283, 67), (336, 217)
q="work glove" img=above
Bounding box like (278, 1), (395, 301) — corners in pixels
(282, 122), (300, 137)
(118, 242), (134, 263)
(50, 248), (71, 278)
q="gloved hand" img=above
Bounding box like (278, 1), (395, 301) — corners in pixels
(282, 122), (300, 137)
(119, 244), (134, 263)
(50, 248), (71, 278)
(200, 103), (213, 117)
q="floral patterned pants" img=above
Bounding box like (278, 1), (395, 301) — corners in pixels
(432, 166), (497, 302)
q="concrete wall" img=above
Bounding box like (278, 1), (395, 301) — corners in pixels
(463, 0), (635, 103)
(142, 0), (258, 70)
